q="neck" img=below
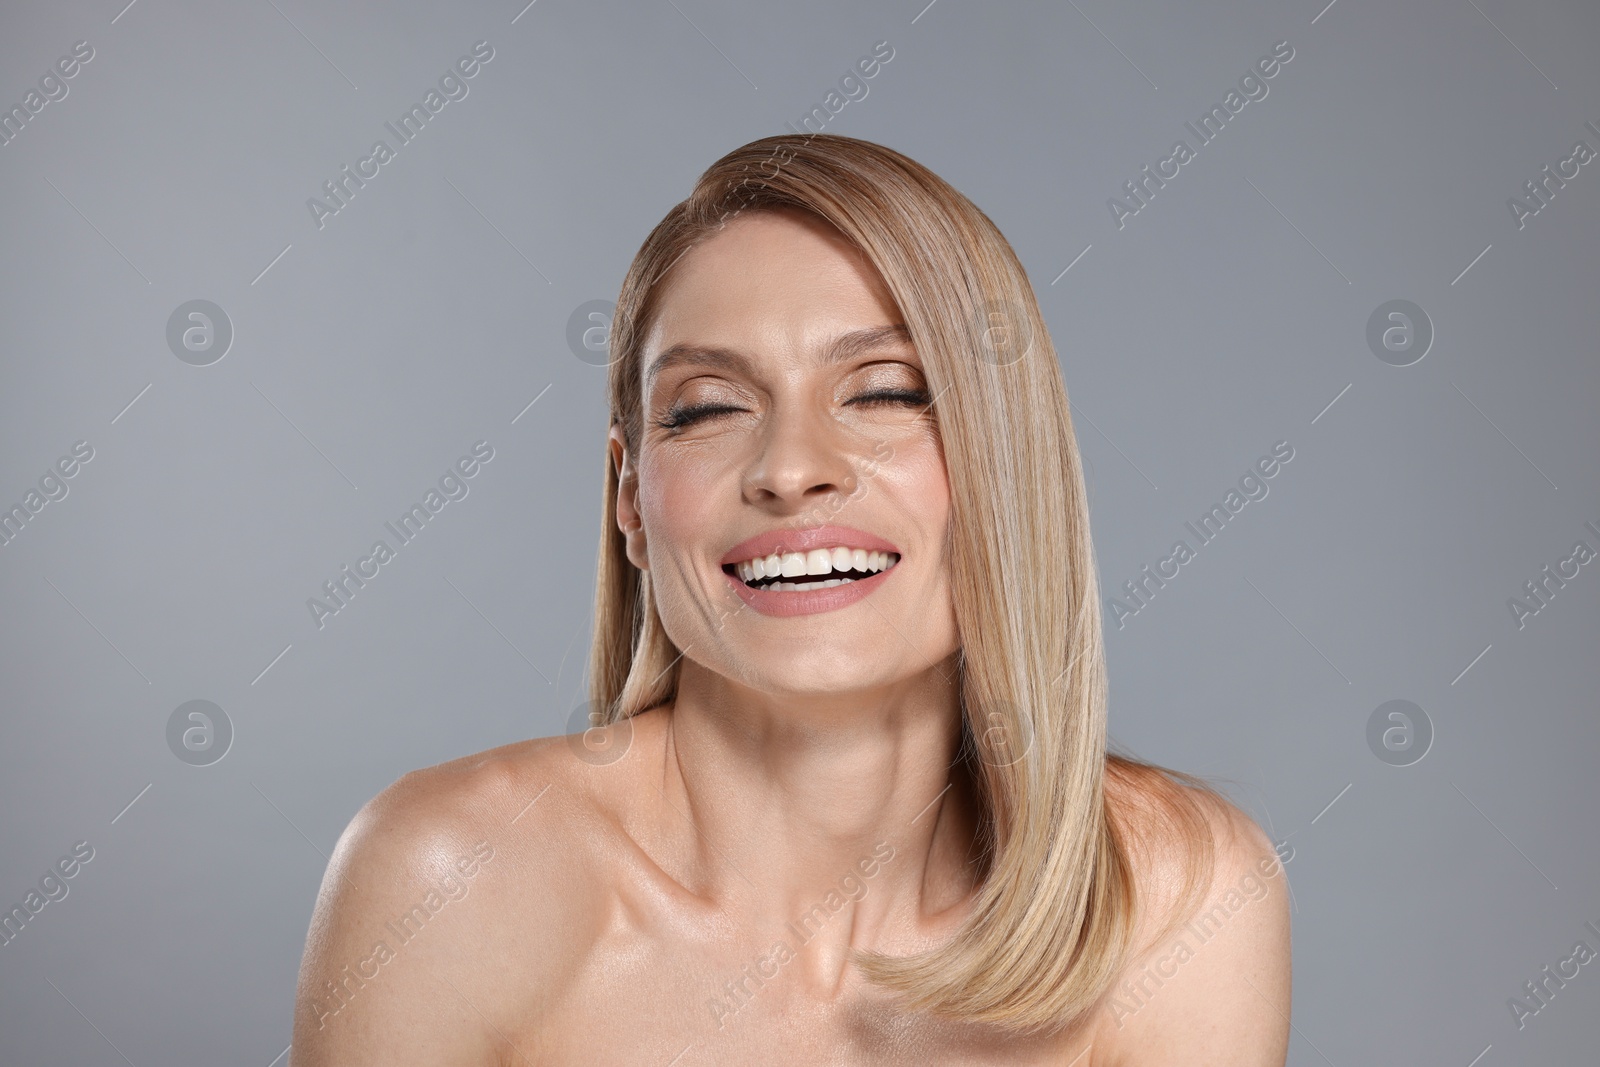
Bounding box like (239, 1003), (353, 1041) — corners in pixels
(657, 654), (981, 948)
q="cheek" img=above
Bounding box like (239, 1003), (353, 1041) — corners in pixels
(638, 449), (733, 568)
(880, 439), (950, 532)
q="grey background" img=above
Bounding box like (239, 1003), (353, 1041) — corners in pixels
(1, 0), (1596, 1063)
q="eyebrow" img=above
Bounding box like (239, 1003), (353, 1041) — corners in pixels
(643, 323), (912, 390)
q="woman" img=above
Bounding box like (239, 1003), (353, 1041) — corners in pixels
(293, 133), (1291, 1065)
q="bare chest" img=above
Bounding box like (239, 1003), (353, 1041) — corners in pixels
(507, 927), (1105, 1067)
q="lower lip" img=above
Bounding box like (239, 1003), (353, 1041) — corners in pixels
(723, 565), (895, 617)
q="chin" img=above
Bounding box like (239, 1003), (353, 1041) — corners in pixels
(679, 637), (851, 691)
(720, 638), (950, 701)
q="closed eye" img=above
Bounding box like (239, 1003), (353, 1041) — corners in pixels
(847, 388), (932, 409)
(654, 403), (747, 430)
(655, 389), (931, 431)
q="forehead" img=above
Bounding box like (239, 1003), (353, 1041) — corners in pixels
(642, 208), (904, 362)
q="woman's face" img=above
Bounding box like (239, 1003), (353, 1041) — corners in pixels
(613, 207), (959, 698)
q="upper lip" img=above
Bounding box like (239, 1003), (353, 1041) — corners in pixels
(720, 524), (901, 565)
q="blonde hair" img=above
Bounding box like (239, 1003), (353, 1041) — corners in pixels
(588, 132), (1217, 1034)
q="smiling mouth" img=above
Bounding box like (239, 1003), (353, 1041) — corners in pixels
(722, 547), (901, 592)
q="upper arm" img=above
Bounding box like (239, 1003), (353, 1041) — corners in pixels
(1105, 794), (1292, 1066)
(290, 770), (516, 1066)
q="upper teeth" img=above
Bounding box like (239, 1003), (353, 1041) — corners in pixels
(734, 547), (898, 583)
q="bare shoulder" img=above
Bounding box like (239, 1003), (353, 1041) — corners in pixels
(291, 715), (660, 1065)
(1094, 761), (1292, 1066)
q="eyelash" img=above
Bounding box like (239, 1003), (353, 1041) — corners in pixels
(654, 389), (932, 431)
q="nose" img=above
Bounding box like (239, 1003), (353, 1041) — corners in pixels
(740, 403), (858, 513)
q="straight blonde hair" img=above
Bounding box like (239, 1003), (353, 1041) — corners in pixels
(588, 132), (1217, 1035)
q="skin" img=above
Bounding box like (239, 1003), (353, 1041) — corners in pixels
(291, 208), (1292, 1065)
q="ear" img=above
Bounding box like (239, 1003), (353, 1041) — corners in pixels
(608, 425), (649, 572)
